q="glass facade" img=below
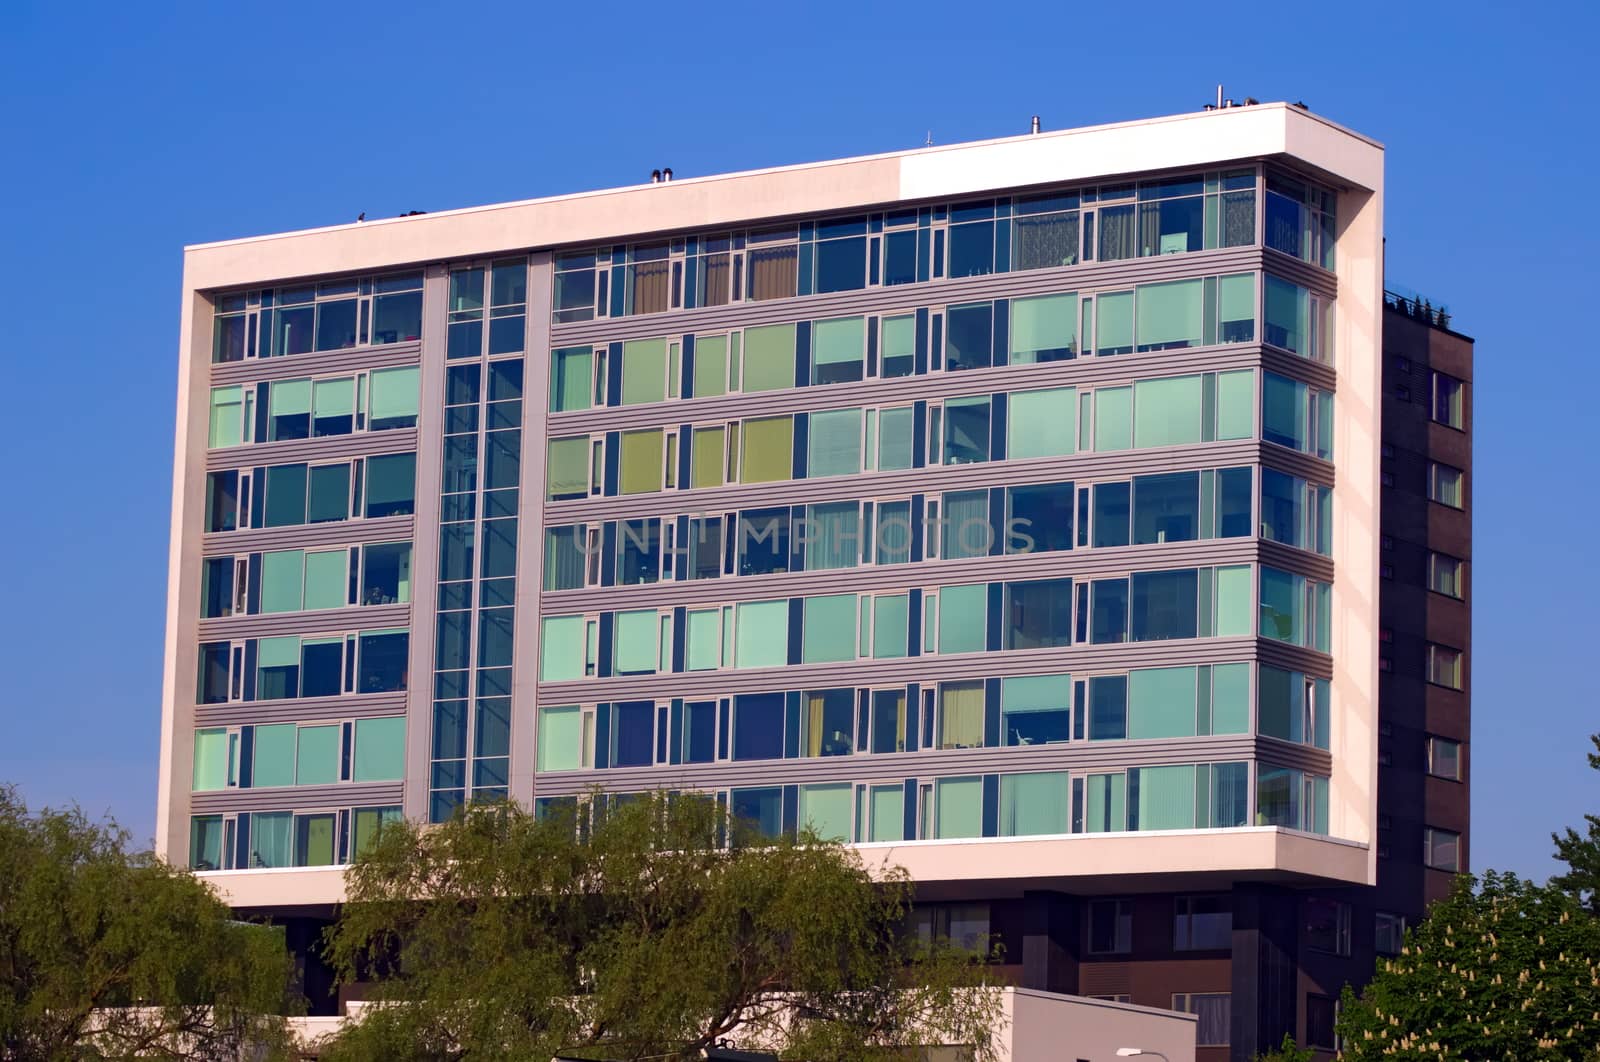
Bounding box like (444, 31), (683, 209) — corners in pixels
(188, 154), (1355, 872)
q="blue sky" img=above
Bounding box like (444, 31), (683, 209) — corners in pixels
(0, 0), (1593, 879)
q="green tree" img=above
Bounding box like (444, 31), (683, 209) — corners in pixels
(1335, 872), (1600, 1060)
(0, 784), (297, 1060)
(1253, 1034), (1315, 1061)
(1552, 733), (1600, 915)
(320, 792), (1004, 1062)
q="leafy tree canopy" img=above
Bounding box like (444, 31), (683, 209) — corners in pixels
(0, 784), (296, 1061)
(1552, 733), (1600, 916)
(320, 792), (1003, 1062)
(1336, 872), (1600, 1060)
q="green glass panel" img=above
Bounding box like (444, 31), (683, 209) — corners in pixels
(935, 777), (982, 839)
(621, 337), (668, 405)
(881, 315), (914, 360)
(296, 813), (336, 867)
(1134, 764), (1196, 830)
(937, 584), (987, 654)
(1218, 273), (1256, 331)
(1095, 291), (1133, 353)
(1216, 369), (1255, 440)
(812, 316), (864, 370)
(692, 335), (727, 398)
(539, 615), (586, 681)
(742, 322), (796, 392)
(1215, 565), (1252, 636)
(1211, 662), (1250, 734)
(208, 387), (242, 448)
(619, 429), (663, 495)
(353, 807), (403, 857)
(260, 550), (304, 614)
(869, 785), (904, 842)
(303, 549), (347, 611)
(686, 609), (722, 671)
(1133, 375), (1203, 448)
(1008, 387), (1075, 459)
(192, 728), (229, 792)
(1010, 292), (1077, 362)
(353, 716), (405, 782)
(872, 593), (908, 659)
(546, 437), (589, 499)
(270, 378), (311, 417)
(1259, 566), (1301, 643)
(739, 416), (792, 483)
(1085, 774), (1126, 832)
(1265, 275), (1307, 354)
(536, 705), (582, 771)
(252, 723), (296, 788)
(1003, 674), (1071, 712)
(550, 346), (593, 411)
(691, 426), (725, 488)
(1000, 771), (1069, 836)
(1135, 278), (1203, 349)
(1128, 666), (1197, 739)
(802, 594), (857, 664)
(798, 783), (853, 842)
(1093, 387), (1132, 452)
(369, 366), (418, 420)
(807, 409), (862, 477)
(614, 610), (659, 674)
(877, 406), (914, 471)
(734, 600), (788, 669)
(295, 725), (339, 785)
(314, 376), (355, 418)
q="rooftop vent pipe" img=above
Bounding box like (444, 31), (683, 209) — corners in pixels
(650, 169), (661, 183)
(662, 167), (673, 181)
(1030, 115), (1040, 134)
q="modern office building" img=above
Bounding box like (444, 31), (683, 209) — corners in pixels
(157, 101), (1470, 1059)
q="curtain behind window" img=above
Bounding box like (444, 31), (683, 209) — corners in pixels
(747, 245), (797, 301)
(938, 682), (984, 748)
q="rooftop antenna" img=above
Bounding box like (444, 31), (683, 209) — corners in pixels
(925, 130), (933, 147)
(1216, 84), (1224, 109)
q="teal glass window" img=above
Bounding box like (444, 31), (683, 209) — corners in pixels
(808, 409), (862, 477)
(1001, 674), (1070, 746)
(1010, 292), (1077, 363)
(1128, 667), (1198, 739)
(353, 717), (405, 782)
(252, 723), (296, 788)
(735, 600), (788, 668)
(1000, 771), (1069, 836)
(936, 584), (987, 654)
(537, 705), (582, 771)
(192, 728), (230, 792)
(1130, 764), (1196, 830)
(935, 777), (982, 839)
(802, 594), (858, 664)
(296, 725), (339, 785)
(539, 615), (586, 682)
(812, 317), (865, 385)
(1008, 387), (1075, 459)
(798, 783), (853, 842)
(1133, 375), (1202, 448)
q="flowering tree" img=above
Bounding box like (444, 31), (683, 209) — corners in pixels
(1336, 872), (1600, 1060)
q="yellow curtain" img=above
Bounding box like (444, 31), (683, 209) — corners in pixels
(939, 682), (984, 749)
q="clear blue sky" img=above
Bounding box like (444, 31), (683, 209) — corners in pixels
(0, 0), (1592, 880)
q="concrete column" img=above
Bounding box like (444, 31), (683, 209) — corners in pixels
(1020, 890), (1079, 995)
(1229, 882), (1299, 1061)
